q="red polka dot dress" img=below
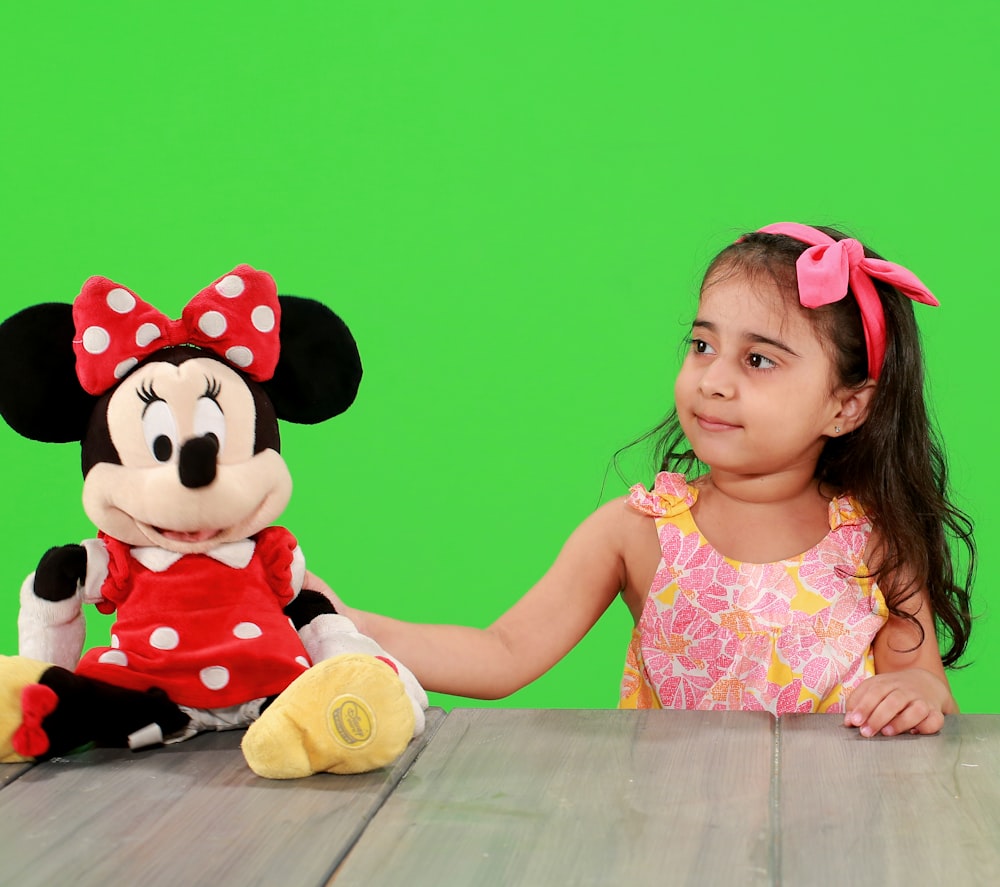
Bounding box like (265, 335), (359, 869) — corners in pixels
(76, 527), (312, 709)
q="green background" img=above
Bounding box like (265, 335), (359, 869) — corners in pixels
(0, 2), (995, 712)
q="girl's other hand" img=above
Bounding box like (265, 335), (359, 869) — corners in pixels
(843, 669), (953, 737)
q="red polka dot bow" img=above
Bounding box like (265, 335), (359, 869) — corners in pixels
(72, 265), (281, 394)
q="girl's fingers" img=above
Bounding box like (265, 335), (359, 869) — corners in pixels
(843, 682), (876, 727)
(886, 706), (944, 736)
(857, 695), (943, 738)
(855, 689), (908, 737)
(843, 672), (948, 738)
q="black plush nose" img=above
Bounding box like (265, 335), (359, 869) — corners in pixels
(178, 434), (219, 489)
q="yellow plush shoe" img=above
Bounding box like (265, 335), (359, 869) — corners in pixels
(241, 653), (415, 779)
(0, 656), (52, 762)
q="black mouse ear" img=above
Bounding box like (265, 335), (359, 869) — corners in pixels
(0, 303), (98, 442)
(262, 296), (363, 424)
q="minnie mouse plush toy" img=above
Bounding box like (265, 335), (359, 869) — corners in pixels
(0, 265), (427, 778)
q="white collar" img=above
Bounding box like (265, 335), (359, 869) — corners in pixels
(130, 538), (256, 573)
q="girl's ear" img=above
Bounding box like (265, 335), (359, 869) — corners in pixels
(262, 296), (363, 424)
(829, 381), (876, 436)
(0, 303), (98, 442)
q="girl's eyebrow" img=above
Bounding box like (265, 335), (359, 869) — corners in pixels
(692, 319), (802, 358)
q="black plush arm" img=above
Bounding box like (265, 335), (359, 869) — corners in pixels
(34, 544), (88, 602)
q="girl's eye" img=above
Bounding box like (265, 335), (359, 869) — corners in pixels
(747, 353), (777, 370)
(691, 338), (715, 355)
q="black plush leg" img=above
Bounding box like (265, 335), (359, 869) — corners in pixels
(31, 667), (191, 758)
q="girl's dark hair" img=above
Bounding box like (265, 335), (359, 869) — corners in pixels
(632, 227), (974, 667)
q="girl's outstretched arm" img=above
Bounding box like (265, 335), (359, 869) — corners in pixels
(844, 587), (958, 737)
(306, 498), (646, 699)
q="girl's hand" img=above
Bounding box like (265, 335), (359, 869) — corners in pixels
(843, 668), (953, 737)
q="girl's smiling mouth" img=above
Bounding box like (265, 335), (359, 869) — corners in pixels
(695, 414), (741, 431)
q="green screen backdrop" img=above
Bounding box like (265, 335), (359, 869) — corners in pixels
(1, 2), (995, 712)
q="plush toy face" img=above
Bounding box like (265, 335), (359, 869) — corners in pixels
(0, 270), (362, 554)
(82, 354), (291, 554)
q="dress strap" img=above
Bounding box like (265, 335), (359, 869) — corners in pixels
(828, 494), (871, 531)
(626, 471), (697, 518)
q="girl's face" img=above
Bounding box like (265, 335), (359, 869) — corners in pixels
(674, 271), (851, 482)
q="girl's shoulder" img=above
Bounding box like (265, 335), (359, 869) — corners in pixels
(625, 471), (698, 519)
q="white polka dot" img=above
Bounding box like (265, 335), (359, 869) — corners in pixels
(107, 288), (136, 314)
(233, 622), (263, 640)
(98, 650), (128, 666)
(136, 322), (161, 347)
(149, 626), (180, 650)
(114, 358), (138, 379)
(198, 310), (227, 338)
(251, 305), (275, 333)
(82, 326), (110, 355)
(215, 275), (245, 298)
(295, 656), (310, 669)
(226, 345), (253, 368)
(200, 666), (230, 690)
(111, 634), (120, 648)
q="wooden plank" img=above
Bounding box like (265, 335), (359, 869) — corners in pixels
(0, 761), (34, 788)
(331, 708), (776, 885)
(0, 708), (445, 887)
(778, 713), (1000, 885)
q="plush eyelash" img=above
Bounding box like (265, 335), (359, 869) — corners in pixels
(203, 376), (222, 401)
(137, 381), (162, 404)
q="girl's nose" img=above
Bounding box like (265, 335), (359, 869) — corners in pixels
(698, 357), (736, 399)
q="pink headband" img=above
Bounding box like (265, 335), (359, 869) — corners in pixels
(72, 265), (281, 395)
(754, 223), (938, 380)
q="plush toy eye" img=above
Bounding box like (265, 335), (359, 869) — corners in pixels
(142, 399), (179, 463)
(194, 396), (226, 454)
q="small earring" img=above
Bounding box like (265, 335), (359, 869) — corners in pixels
(834, 425), (841, 434)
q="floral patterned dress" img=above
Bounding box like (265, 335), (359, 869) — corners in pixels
(619, 472), (887, 714)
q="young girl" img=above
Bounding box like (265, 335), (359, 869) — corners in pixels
(313, 222), (975, 738)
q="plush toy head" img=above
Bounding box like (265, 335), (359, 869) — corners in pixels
(0, 265), (362, 553)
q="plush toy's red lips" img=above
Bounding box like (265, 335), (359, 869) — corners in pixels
(156, 528), (224, 543)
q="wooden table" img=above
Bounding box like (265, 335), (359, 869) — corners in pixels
(2, 710), (997, 885)
(335, 710), (1000, 886)
(778, 713), (1000, 884)
(0, 711), (446, 886)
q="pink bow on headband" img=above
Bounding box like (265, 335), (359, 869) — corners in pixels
(72, 265), (281, 395)
(756, 223), (938, 380)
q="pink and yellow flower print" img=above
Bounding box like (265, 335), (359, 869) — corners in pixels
(620, 473), (887, 714)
